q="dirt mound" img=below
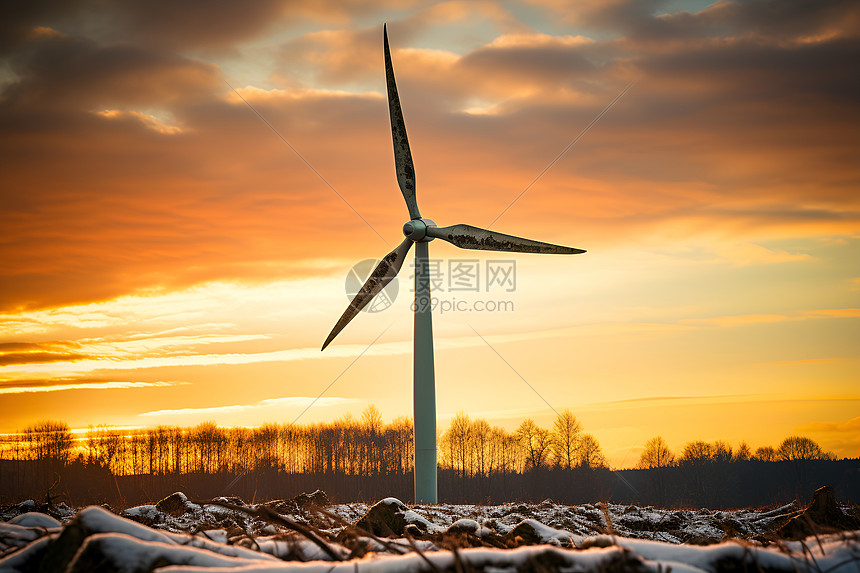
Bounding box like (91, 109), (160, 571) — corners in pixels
(354, 497), (411, 536)
(778, 485), (860, 539)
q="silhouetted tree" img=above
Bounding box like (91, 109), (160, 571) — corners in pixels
(577, 433), (606, 468)
(471, 418), (492, 478)
(637, 436), (674, 469)
(87, 425), (123, 471)
(25, 420), (73, 465)
(754, 445), (777, 461)
(442, 412), (472, 478)
(516, 418), (552, 470)
(552, 409), (582, 469)
(680, 440), (713, 502)
(734, 442), (752, 461)
(360, 405), (384, 475)
(386, 416), (413, 475)
(777, 436), (827, 461)
(637, 436), (674, 504)
(775, 436), (833, 497)
(680, 441), (712, 465)
(712, 441), (733, 463)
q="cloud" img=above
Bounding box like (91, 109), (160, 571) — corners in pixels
(0, 0), (419, 55)
(576, 394), (768, 410)
(0, 379), (185, 395)
(0, 352), (90, 366)
(706, 242), (812, 266)
(3, 31), (220, 113)
(797, 415), (860, 434)
(680, 308), (860, 328)
(1, 340), (411, 376)
(795, 415), (860, 454)
(542, 0), (860, 44)
(455, 34), (601, 96)
(0, 1), (77, 54)
(805, 308), (860, 318)
(0, 341), (90, 365)
(0, 343), (43, 351)
(138, 396), (357, 418)
(682, 313), (794, 328)
(96, 110), (183, 135)
(661, 0), (860, 43)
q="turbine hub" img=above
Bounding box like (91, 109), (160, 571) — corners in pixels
(403, 218), (436, 243)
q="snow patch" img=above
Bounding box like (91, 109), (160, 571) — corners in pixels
(8, 512), (62, 528)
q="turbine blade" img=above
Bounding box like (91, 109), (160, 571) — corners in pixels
(321, 237), (413, 350)
(384, 24), (421, 220)
(426, 224), (586, 255)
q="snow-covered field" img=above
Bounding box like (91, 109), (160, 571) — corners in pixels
(2, 492), (858, 572)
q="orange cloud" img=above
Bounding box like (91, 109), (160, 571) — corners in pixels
(0, 379), (185, 395)
(138, 396), (358, 419)
(806, 308), (860, 318)
(797, 415), (860, 434)
(96, 110), (183, 135)
(681, 308), (860, 328)
(795, 416), (860, 455)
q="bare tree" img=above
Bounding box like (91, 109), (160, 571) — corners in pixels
(361, 405), (383, 433)
(516, 418), (552, 470)
(636, 435), (673, 504)
(26, 420), (73, 465)
(679, 440), (716, 501)
(777, 436), (828, 461)
(551, 409), (582, 469)
(441, 412), (472, 477)
(754, 445), (777, 461)
(488, 425), (515, 475)
(471, 418), (491, 478)
(386, 416), (413, 475)
(637, 436), (674, 469)
(253, 424), (280, 470)
(577, 433), (606, 468)
(680, 440), (712, 465)
(360, 405), (384, 475)
(712, 440), (733, 463)
(733, 441), (751, 461)
(87, 425), (123, 471)
(191, 421), (226, 473)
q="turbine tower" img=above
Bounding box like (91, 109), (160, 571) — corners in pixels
(322, 25), (585, 504)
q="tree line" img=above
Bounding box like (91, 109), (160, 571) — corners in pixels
(0, 407), (605, 479)
(632, 434), (842, 507)
(1, 411), (855, 508)
(637, 435), (835, 470)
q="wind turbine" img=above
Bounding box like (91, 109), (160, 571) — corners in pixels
(322, 25), (586, 504)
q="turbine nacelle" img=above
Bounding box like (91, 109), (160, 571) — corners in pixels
(402, 218), (436, 242)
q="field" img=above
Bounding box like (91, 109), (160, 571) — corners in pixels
(2, 487), (859, 572)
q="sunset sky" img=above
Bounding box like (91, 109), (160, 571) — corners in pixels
(1, 0), (858, 468)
